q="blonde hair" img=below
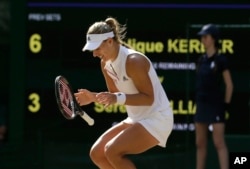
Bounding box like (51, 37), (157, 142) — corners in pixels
(87, 17), (131, 48)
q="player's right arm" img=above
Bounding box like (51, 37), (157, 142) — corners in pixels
(74, 89), (97, 106)
(74, 60), (119, 106)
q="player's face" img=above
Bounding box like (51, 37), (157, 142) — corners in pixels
(92, 39), (114, 62)
(201, 34), (215, 50)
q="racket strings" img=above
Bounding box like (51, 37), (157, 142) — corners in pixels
(58, 80), (75, 118)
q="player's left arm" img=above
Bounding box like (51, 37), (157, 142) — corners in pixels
(125, 54), (154, 106)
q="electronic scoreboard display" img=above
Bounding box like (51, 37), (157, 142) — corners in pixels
(20, 1), (250, 145)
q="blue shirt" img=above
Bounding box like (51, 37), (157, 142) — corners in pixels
(195, 53), (229, 102)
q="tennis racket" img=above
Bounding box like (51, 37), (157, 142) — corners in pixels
(54, 75), (94, 126)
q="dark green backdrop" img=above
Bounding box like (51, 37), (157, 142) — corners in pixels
(1, 0), (249, 169)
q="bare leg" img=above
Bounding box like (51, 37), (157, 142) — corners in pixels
(90, 122), (130, 169)
(195, 123), (208, 169)
(212, 123), (228, 169)
(104, 123), (159, 169)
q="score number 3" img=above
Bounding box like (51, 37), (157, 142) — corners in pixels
(29, 33), (42, 53)
(28, 93), (41, 113)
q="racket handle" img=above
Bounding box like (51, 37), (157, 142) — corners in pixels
(79, 111), (95, 126)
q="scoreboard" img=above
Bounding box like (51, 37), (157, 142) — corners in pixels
(9, 1), (250, 145)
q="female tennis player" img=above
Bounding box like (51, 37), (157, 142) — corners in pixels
(74, 17), (173, 169)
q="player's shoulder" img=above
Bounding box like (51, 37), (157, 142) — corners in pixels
(126, 53), (150, 76)
(127, 52), (144, 59)
(127, 53), (149, 66)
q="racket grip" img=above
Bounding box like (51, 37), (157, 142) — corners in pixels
(79, 111), (95, 126)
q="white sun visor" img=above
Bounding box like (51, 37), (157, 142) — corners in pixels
(82, 32), (114, 51)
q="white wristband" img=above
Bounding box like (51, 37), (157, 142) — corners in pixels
(114, 92), (126, 105)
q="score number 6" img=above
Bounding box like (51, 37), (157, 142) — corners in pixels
(29, 33), (42, 53)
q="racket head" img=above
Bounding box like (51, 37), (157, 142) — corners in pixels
(55, 75), (77, 120)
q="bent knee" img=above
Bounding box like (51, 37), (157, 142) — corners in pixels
(89, 144), (106, 162)
(89, 146), (97, 161)
(104, 142), (124, 161)
(104, 143), (114, 158)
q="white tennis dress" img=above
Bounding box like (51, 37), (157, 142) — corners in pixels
(104, 45), (173, 147)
